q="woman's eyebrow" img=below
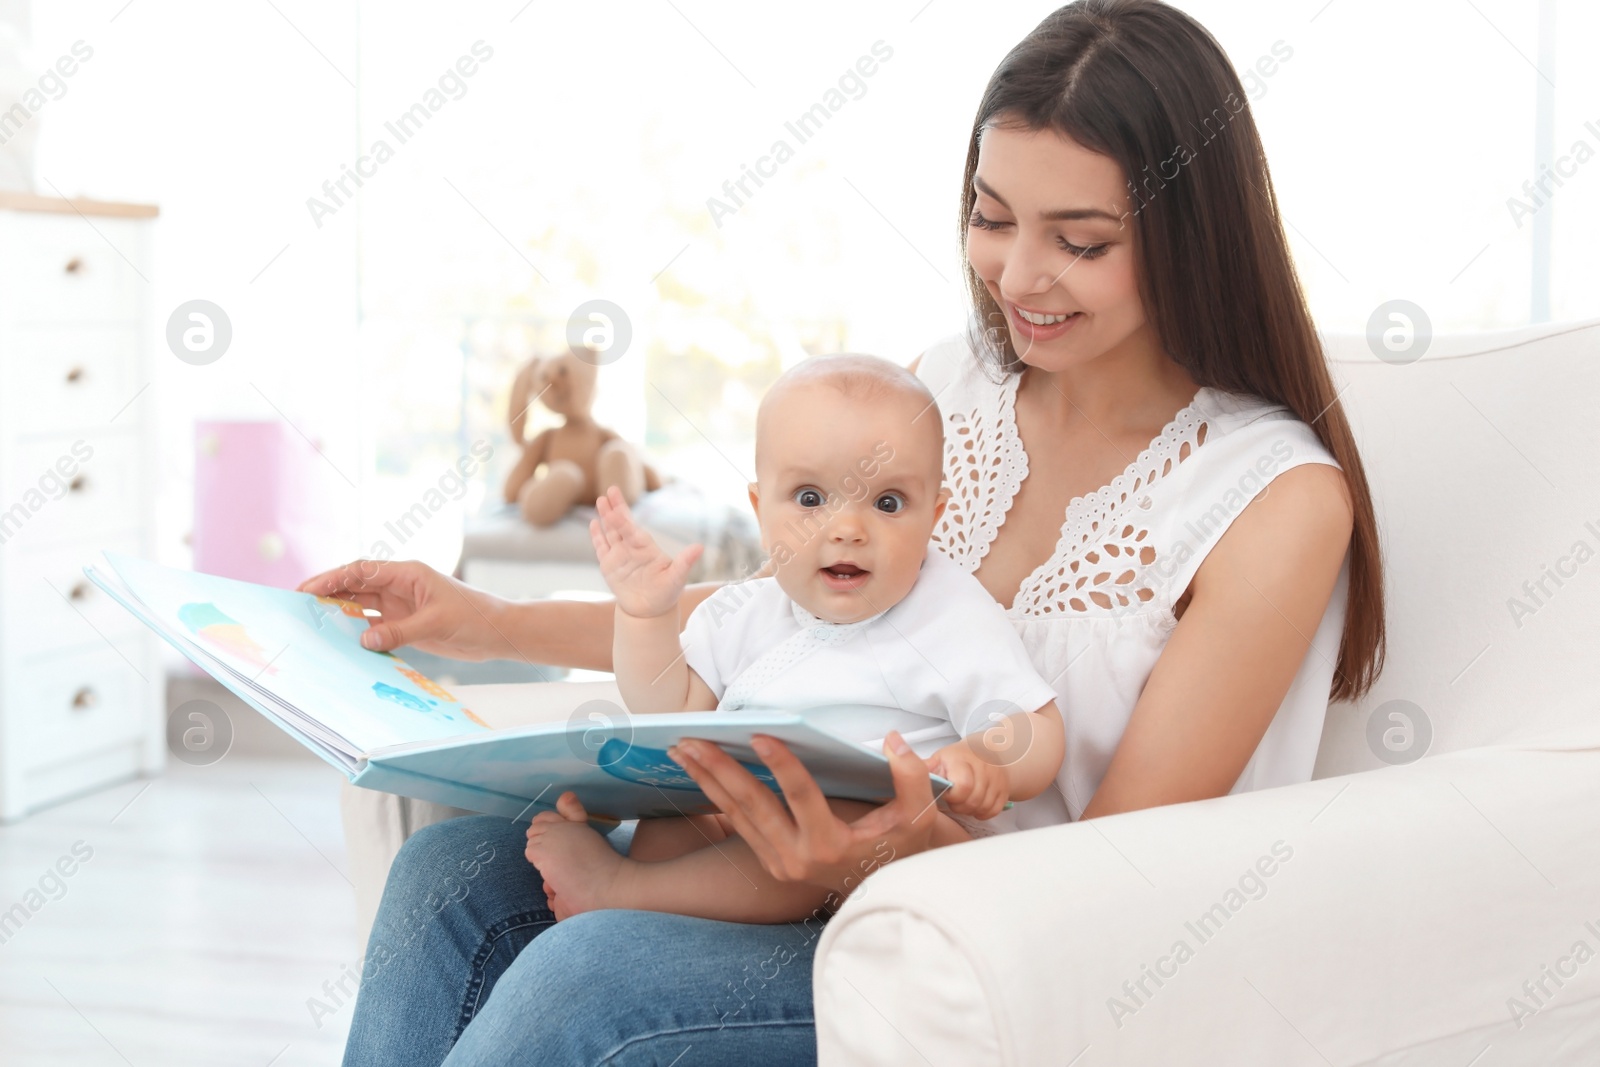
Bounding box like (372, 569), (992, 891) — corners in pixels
(973, 175), (1121, 222)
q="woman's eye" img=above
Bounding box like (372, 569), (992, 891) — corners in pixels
(1059, 237), (1109, 260)
(972, 207), (1105, 261)
(874, 492), (907, 514)
(967, 208), (1009, 231)
(793, 488), (825, 508)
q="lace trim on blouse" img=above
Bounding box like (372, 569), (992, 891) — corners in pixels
(930, 370), (1028, 574)
(929, 363), (1214, 619)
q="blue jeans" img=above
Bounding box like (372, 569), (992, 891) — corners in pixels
(341, 815), (823, 1066)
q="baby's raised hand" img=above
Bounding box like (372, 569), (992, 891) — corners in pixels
(928, 741), (1010, 821)
(589, 486), (704, 619)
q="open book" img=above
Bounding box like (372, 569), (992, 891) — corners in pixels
(85, 552), (930, 822)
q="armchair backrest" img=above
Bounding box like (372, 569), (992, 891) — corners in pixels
(1314, 318), (1600, 778)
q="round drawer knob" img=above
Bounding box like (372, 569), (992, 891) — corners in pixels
(65, 365), (87, 384)
(69, 475), (87, 493)
(71, 687), (97, 711)
(65, 257), (83, 274)
(69, 581), (91, 601)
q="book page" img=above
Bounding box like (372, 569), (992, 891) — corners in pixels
(100, 552), (488, 754)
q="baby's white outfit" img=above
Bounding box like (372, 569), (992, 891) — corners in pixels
(680, 543), (1059, 761)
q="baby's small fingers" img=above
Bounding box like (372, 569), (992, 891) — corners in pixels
(599, 513), (625, 548)
(947, 795), (982, 817)
(975, 793), (1005, 820)
(611, 491), (640, 528)
(941, 761), (974, 804)
(669, 542), (705, 580)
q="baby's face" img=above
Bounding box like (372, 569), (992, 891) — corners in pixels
(748, 383), (949, 624)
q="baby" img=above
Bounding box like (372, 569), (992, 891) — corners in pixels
(525, 354), (1064, 924)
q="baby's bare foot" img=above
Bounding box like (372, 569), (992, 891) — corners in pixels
(524, 792), (639, 921)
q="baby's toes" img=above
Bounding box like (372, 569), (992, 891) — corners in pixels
(555, 791), (590, 823)
(542, 880), (562, 913)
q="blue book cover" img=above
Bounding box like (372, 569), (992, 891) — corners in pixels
(86, 552), (935, 822)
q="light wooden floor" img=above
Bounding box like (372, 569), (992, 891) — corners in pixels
(0, 747), (357, 1065)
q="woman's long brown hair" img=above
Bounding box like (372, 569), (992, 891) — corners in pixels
(960, 0), (1384, 701)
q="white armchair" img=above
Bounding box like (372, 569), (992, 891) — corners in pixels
(814, 319), (1600, 1065)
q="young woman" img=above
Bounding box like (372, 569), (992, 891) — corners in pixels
(308, 1), (1384, 1062)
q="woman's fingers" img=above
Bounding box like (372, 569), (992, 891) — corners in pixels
(673, 731), (941, 887)
(874, 731), (939, 828)
(675, 740), (802, 849)
(317, 591), (382, 612)
(297, 558), (388, 595)
(362, 600), (440, 651)
(296, 562), (347, 594)
(671, 747), (789, 873)
(672, 742), (791, 838)
(747, 735), (836, 830)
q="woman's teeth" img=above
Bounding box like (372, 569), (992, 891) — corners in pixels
(1016, 307), (1077, 325)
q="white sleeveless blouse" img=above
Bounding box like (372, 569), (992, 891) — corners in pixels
(916, 332), (1351, 829)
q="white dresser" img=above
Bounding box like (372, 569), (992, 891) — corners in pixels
(0, 193), (164, 820)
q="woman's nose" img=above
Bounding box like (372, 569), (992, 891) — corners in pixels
(1001, 237), (1063, 297)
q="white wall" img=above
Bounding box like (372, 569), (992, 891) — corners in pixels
(17, 0), (1599, 572)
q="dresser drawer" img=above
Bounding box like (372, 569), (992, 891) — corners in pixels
(5, 535), (145, 660)
(15, 643), (151, 769)
(1, 326), (143, 436)
(2, 431), (143, 548)
(0, 212), (147, 325)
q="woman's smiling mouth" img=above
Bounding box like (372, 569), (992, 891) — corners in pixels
(1008, 300), (1084, 342)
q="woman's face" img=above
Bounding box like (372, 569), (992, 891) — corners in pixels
(966, 122), (1150, 371)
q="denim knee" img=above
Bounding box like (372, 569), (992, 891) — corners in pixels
(448, 909), (820, 1066)
(378, 815), (518, 915)
(398, 815), (506, 867)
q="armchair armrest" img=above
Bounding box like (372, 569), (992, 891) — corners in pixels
(816, 739), (1600, 1065)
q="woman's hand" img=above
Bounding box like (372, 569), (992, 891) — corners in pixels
(295, 559), (517, 660)
(668, 731), (943, 894)
(590, 485), (703, 620)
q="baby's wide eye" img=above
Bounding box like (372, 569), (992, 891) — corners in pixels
(874, 492), (907, 514)
(793, 487), (825, 508)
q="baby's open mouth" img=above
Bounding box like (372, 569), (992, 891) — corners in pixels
(820, 562), (871, 589)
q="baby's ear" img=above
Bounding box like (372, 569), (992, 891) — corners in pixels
(747, 481), (761, 513)
(932, 485), (951, 521)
